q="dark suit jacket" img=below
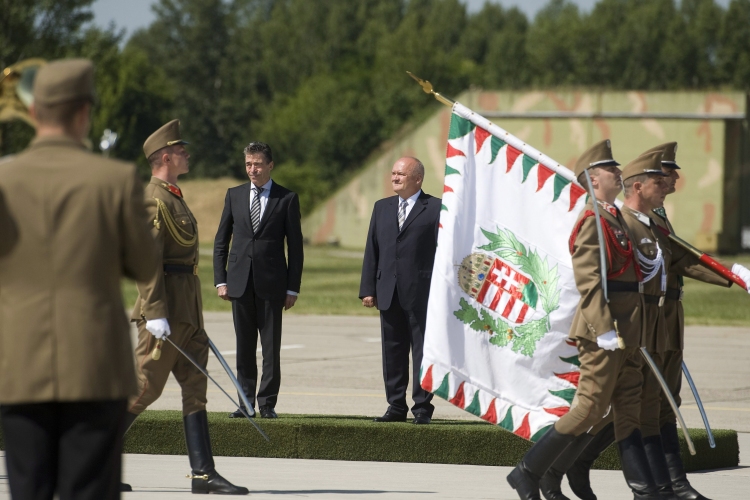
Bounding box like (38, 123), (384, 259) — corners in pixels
(359, 191), (441, 312)
(213, 181), (304, 300)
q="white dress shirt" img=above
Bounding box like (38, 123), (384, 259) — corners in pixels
(216, 178), (297, 296)
(398, 190), (422, 223)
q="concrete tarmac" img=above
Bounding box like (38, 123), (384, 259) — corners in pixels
(0, 314), (746, 498)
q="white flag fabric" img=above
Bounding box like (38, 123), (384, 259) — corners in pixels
(421, 103), (587, 441)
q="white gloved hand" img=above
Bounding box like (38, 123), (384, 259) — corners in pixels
(731, 263), (750, 293)
(146, 318), (171, 339)
(596, 330), (619, 351)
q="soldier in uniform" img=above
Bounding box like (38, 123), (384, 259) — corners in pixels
(507, 140), (662, 500)
(122, 120), (248, 495)
(0, 59), (158, 499)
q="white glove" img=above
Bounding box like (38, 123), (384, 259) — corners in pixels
(731, 263), (750, 293)
(146, 318), (171, 339)
(596, 330), (619, 351)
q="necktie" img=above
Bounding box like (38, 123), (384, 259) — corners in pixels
(250, 186), (263, 232)
(398, 199), (408, 230)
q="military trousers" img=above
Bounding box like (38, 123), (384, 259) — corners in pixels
(554, 339), (643, 442)
(659, 349), (683, 428)
(128, 319), (209, 416)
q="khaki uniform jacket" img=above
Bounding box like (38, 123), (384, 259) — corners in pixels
(131, 177), (202, 328)
(569, 201), (643, 347)
(0, 136), (157, 404)
(650, 212), (731, 350)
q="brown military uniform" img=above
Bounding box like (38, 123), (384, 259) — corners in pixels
(128, 177), (209, 416)
(555, 200), (644, 441)
(0, 136), (157, 403)
(649, 212), (731, 429)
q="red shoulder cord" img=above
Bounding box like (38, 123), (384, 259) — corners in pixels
(569, 210), (642, 281)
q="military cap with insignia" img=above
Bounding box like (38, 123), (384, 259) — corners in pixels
(573, 139), (620, 177)
(639, 142), (680, 169)
(621, 151), (669, 181)
(33, 58), (96, 106)
(143, 119), (190, 159)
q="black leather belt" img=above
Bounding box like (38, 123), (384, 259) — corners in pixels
(643, 294), (663, 305)
(665, 288), (682, 301)
(164, 264), (198, 275)
(607, 281), (639, 293)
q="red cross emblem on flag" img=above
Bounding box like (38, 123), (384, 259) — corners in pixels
(476, 258), (534, 324)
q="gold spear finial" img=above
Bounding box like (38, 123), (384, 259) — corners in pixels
(406, 71), (455, 107)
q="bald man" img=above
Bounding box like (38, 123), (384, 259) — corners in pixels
(359, 157), (441, 424)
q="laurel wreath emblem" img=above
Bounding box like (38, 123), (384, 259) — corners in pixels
(454, 227), (561, 357)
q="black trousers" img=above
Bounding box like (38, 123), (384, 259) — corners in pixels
(0, 399), (127, 500)
(380, 288), (434, 417)
(232, 270), (284, 409)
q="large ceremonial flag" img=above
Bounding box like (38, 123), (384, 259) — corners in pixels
(421, 102), (588, 441)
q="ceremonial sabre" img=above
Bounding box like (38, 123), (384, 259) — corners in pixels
(582, 170), (626, 350)
(682, 361), (715, 448)
(163, 337), (270, 441)
(667, 233), (746, 289)
(207, 338), (256, 422)
(640, 347), (695, 455)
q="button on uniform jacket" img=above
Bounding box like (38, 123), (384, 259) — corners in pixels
(213, 181), (304, 300)
(359, 191), (441, 312)
(0, 136), (158, 404)
(130, 177), (203, 328)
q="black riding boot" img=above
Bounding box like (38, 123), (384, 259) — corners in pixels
(661, 423), (711, 500)
(617, 429), (662, 500)
(566, 421), (615, 500)
(184, 410), (249, 495)
(507, 426), (576, 500)
(539, 432), (595, 500)
(643, 434), (678, 499)
(120, 412), (139, 492)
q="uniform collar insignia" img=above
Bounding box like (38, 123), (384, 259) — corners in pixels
(625, 207), (651, 226)
(653, 207), (667, 219)
(160, 182), (183, 198)
(596, 200), (618, 217)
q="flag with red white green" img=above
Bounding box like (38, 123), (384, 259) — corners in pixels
(421, 102), (586, 441)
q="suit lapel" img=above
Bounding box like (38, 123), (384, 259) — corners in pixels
(238, 183), (255, 237)
(256, 182), (279, 234)
(399, 191), (429, 234)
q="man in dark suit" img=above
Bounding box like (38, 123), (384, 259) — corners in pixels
(214, 142), (304, 419)
(359, 156), (441, 425)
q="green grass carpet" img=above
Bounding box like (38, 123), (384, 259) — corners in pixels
(113, 411), (739, 471)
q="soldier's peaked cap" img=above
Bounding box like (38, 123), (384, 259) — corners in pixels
(33, 58), (96, 106)
(143, 119), (189, 159)
(573, 139), (620, 177)
(640, 142), (680, 169)
(621, 151), (669, 181)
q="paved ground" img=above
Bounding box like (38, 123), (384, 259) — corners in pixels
(0, 314), (746, 499)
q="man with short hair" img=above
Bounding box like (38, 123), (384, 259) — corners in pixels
(126, 119), (248, 495)
(359, 157), (441, 424)
(214, 141), (304, 419)
(507, 141), (661, 500)
(0, 58), (158, 499)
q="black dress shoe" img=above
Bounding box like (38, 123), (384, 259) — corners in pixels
(259, 406), (278, 419)
(413, 414), (431, 424)
(228, 408), (255, 418)
(191, 471), (249, 495)
(373, 411), (407, 422)
(120, 482), (132, 492)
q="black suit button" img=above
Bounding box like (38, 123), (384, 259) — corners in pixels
(397, 239), (401, 243)
(396, 256), (400, 260)
(393, 274), (397, 278)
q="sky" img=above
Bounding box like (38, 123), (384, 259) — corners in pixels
(91, 0), (733, 39)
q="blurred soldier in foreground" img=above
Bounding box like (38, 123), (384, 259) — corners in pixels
(0, 59), (157, 499)
(123, 119), (248, 495)
(507, 141), (661, 500)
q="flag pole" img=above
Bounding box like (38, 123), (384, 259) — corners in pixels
(407, 72), (455, 107)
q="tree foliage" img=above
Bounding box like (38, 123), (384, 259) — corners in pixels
(4, 0), (750, 213)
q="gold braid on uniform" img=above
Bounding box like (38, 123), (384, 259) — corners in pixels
(153, 198), (197, 247)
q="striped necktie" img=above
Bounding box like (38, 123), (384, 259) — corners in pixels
(250, 186), (263, 232)
(398, 199), (408, 230)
